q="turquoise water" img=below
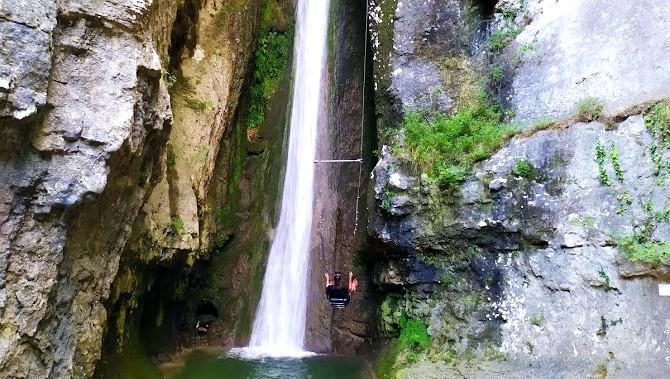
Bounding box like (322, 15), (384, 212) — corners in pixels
(168, 351), (371, 379)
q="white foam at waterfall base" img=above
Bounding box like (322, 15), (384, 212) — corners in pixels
(232, 0), (331, 359)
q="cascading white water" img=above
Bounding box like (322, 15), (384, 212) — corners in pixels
(240, 0), (330, 358)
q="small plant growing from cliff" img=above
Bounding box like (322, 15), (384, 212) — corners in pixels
(513, 159), (533, 178)
(595, 139), (612, 186)
(440, 273), (454, 286)
(597, 269), (612, 291)
(489, 64), (504, 84)
(576, 96), (604, 122)
(519, 43), (535, 55)
(487, 27), (521, 52)
(531, 117), (555, 130)
(644, 101), (670, 181)
(169, 216), (185, 234)
(398, 316), (431, 350)
(379, 186), (395, 212)
(609, 142), (624, 182)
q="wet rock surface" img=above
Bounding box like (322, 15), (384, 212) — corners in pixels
(367, 0), (670, 377)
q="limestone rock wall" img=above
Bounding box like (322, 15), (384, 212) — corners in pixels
(0, 0), (260, 377)
(367, 0), (670, 377)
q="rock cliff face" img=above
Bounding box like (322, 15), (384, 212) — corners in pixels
(368, 0), (670, 377)
(0, 0), (261, 377)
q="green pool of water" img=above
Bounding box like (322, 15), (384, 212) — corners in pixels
(166, 350), (371, 379)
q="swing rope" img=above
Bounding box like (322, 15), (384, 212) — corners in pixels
(352, 0), (369, 238)
(313, 1), (369, 238)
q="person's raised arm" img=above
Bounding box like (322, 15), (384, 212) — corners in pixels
(325, 272), (330, 288)
(349, 271), (353, 289)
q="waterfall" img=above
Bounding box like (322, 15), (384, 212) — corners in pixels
(240, 0), (330, 357)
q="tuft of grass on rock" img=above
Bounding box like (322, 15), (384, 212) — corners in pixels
(576, 96), (604, 122)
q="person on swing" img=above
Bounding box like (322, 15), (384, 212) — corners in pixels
(325, 271), (358, 309)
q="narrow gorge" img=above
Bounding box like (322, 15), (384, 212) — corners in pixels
(1, 0), (669, 378)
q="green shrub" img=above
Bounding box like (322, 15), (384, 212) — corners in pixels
(376, 341), (402, 379)
(617, 235), (670, 265)
(402, 103), (519, 188)
(513, 159), (533, 178)
(247, 29), (293, 129)
(487, 27), (521, 52)
(398, 317), (431, 350)
(576, 96), (604, 122)
(169, 217), (185, 234)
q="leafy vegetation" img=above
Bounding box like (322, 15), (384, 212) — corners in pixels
(576, 96), (604, 122)
(169, 216), (185, 234)
(380, 186), (395, 211)
(597, 269), (612, 291)
(402, 103), (519, 188)
(398, 316), (431, 350)
(595, 139), (612, 186)
(644, 101), (670, 181)
(616, 235), (670, 265)
(247, 0), (294, 129)
(487, 27), (521, 52)
(609, 142), (624, 182)
(513, 159), (533, 178)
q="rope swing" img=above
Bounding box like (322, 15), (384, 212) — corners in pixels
(314, 0), (369, 237)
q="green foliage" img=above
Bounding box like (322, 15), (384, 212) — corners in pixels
(644, 101), (670, 181)
(376, 341), (403, 379)
(247, 28), (293, 129)
(380, 186), (395, 211)
(443, 352), (457, 365)
(616, 235), (670, 265)
(169, 216), (185, 234)
(402, 103), (519, 188)
(489, 64), (504, 84)
(380, 299), (402, 333)
(595, 139), (612, 186)
(576, 96), (604, 122)
(487, 27), (521, 52)
(570, 215), (597, 230)
(531, 117), (555, 130)
(598, 269), (612, 291)
(440, 273), (454, 286)
(161, 69), (177, 89)
(502, 9), (518, 19)
(406, 351), (420, 363)
(519, 43), (535, 55)
(513, 159), (533, 178)
(609, 142), (624, 182)
(398, 316), (431, 350)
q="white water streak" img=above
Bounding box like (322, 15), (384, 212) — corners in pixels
(245, 0), (330, 357)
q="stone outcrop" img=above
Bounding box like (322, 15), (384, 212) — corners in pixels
(0, 0), (261, 377)
(367, 0), (670, 377)
(0, 1), (175, 377)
